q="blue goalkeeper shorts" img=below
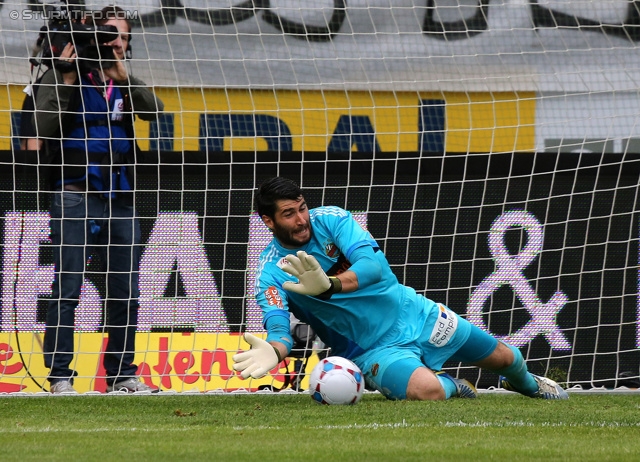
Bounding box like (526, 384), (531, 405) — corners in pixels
(354, 297), (498, 400)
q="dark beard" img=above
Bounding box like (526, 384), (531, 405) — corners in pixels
(273, 224), (312, 248)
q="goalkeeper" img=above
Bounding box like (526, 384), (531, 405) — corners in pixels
(233, 177), (569, 401)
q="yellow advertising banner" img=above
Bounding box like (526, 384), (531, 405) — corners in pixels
(0, 332), (317, 394)
(1, 85), (535, 153)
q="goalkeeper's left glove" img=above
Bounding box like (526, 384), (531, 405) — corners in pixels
(282, 250), (342, 299)
(232, 333), (282, 379)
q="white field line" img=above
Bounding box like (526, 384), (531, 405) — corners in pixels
(1, 386), (640, 398)
(5, 418), (640, 435)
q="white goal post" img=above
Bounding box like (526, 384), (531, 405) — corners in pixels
(0, 0), (639, 393)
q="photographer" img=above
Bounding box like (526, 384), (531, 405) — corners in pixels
(33, 6), (164, 394)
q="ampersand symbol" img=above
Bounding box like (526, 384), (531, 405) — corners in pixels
(467, 210), (572, 350)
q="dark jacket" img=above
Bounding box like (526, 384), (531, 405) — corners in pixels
(33, 67), (164, 191)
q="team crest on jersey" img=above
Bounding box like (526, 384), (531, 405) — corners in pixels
(264, 286), (284, 308)
(276, 257), (290, 269)
(323, 240), (340, 258)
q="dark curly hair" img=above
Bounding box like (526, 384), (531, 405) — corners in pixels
(255, 177), (304, 218)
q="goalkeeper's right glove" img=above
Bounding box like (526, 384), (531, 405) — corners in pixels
(232, 333), (282, 379)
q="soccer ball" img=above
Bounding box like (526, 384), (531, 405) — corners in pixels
(308, 356), (365, 405)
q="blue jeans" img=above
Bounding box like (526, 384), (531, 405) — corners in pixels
(44, 191), (141, 385)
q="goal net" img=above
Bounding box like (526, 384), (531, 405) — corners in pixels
(0, 0), (639, 393)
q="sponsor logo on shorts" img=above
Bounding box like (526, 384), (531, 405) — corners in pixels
(371, 363), (380, 377)
(265, 286), (284, 308)
(428, 304), (458, 347)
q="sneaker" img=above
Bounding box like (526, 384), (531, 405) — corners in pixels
(500, 374), (569, 400)
(436, 371), (478, 398)
(106, 377), (157, 393)
(50, 380), (77, 394)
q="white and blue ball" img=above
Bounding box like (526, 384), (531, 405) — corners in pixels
(309, 356), (365, 405)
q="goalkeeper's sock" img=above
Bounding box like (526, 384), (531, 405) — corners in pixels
(435, 372), (459, 399)
(495, 343), (538, 396)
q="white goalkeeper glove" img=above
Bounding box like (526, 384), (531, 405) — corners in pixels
(282, 251), (342, 299)
(232, 333), (282, 379)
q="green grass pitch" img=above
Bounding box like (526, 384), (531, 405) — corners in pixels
(1, 392), (639, 461)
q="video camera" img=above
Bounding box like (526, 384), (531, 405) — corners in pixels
(34, 7), (120, 73)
